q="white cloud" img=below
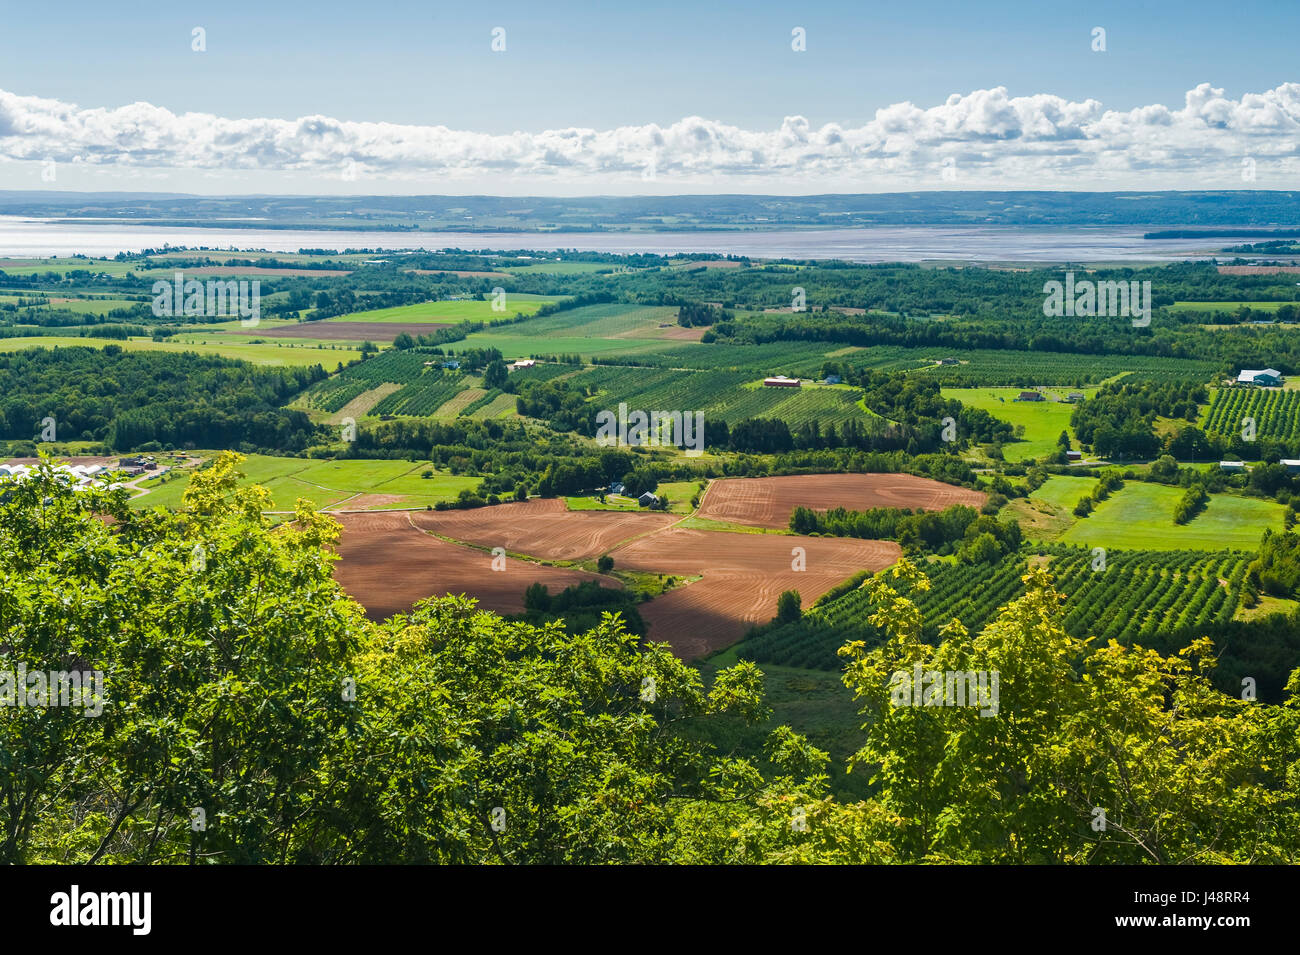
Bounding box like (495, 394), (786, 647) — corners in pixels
(2, 83), (1300, 190)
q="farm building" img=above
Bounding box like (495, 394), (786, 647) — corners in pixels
(821, 374), (842, 385)
(937, 357), (960, 366)
(441, 361), (460, 370)
(763, 375), (801, 388)
(1066, 450), (1083, 461)
(608, 482), (626, 495)
(1066, 392), (1085, 402)
(638, 492), (659, 507)
(1015, 391), (1044, 402)
(1283, 459), (1300, 473)
(1236, 368), (1283, 386)
(509, 359), (536, 370)
(1219, 460), (1247, 472)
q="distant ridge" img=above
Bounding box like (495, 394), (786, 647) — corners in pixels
(1, 191), (1298, 233)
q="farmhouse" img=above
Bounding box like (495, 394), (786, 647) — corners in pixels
(441, 360), (460, 370)
(1066, 392), (1085, 402)
(937, 358), (960, 366)
(1236, 368), (1283, 386)
(821, 374), (842, 385)
(763, 375), (801, 388)
(608, 482), (626, 495)
(510, 358), (536, 370)
(1015, 391), (1044, 402)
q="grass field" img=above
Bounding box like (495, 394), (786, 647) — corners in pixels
(944, 387), (1090, 461)
(459, 331), (681, 359)
(324, 295), (558, 324)
(505, 303), (680, 338)
(564, 480), (700, 515)
(1060, 482), (1285, 551)
(0, 258), (141, 276)
(130, 454), (481, 511)
(0, 297), (144, 315)
(1170, 301), (1293, 312)
(0, 336), (365, 367)
(1030, 475), (1098, 511)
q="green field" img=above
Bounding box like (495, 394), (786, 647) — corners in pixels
(325, 295), (558, 324)
(1060, 482), (1285, 551)
(130, 454), (481, 511)
(459, 331), (680, 359)
(1029, 475), (1098, 511)
(0, 257), (142, 276)
(1170, 301), (1292, 312)
(505, 303), (680, 338)
(944, 387), (1090, 461)
(0, 336), (365, 367)
(503, 261), (625, 275)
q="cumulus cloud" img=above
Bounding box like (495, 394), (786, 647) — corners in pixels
(2, 83), (1299, 187)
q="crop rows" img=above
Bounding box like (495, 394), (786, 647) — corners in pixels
(371, 379), (467, 416)
(738, 546), (1249, 671)
(906, 349), (1216, 387)
(1203, 386), (1300, 442)
(575, 365), (878, 427)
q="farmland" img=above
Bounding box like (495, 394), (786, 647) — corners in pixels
(737, 546), (1250, 671)
(942, 386), (1089, 460)
(0, 335), (364, 367)
(130, 453), (481, 511)
(696, 473), (986, 529)
(323, 295), (558, 324)
(1059, 481), (1286, 550)
(1203, 386), (1300, 443)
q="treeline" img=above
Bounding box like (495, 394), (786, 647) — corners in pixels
(790, 503), (1020, 559)
(0, 346), (325, 451)
(1071, 381), (1206, 460)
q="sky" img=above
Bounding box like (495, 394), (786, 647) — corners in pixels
(1, 0), (1298, 195)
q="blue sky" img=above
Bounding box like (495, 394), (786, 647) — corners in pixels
(1, 0), (1298, 193)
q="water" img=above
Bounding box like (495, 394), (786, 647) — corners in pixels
(0, 216), (1229, 262)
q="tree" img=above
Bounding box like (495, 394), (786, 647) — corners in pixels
(596, 554), (614, 574)
(837, 560), (1298, 863)
(483, 359), (508, 390)
(776, 590), (802, 623)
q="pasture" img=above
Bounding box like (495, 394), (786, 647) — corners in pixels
(944, 387), (1090, 461)
(0, 336), (365, 367)
(1060, 482), (1285, 551)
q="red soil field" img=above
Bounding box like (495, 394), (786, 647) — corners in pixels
(332, 511), (616, 621)
(409, 497), (675, 561)
(697, 473), (985, 529)
(608, 528), (900, 659)
(259, 321), (452, 341)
